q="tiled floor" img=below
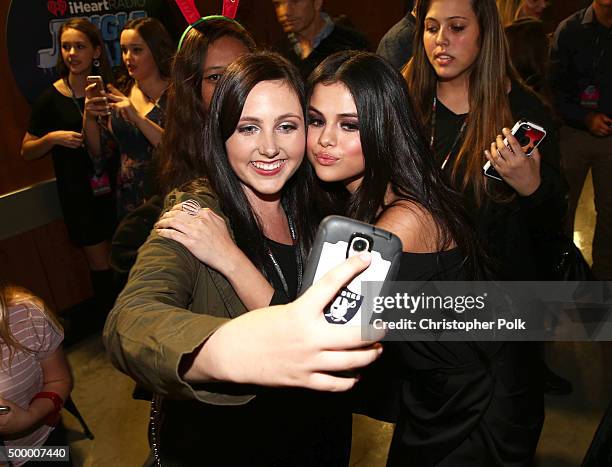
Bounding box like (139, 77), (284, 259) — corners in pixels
(63, 173), (610, 466)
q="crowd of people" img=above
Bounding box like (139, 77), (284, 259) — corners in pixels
(2, 0), (610, 465)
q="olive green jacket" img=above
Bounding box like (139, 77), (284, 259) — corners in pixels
(103, 186), (254, 405)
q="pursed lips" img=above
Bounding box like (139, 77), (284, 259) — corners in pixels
(314, 152), (339, 165)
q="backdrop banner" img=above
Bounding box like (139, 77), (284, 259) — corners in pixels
(7, 0), (165, 103)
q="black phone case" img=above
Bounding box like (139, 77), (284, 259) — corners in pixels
(300, 215), (403, 325)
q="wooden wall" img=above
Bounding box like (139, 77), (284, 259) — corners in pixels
(0, 220), (92, 313)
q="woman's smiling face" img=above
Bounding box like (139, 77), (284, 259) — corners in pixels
(225, 80), (305, 201)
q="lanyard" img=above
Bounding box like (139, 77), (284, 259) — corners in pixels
(266, 213), (302, 299)
(64, 78), (84, 119)
(430, 95), (467, 170)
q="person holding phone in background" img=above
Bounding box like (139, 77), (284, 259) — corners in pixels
(404, 0), (565, 282)
(404, 0), (574, 400)
(20, 18), (117, 319)
(0, 281), (73, 466)
(84, 17), (172, 221)
(105, 52), (381, 466)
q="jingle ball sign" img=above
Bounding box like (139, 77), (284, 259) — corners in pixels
(6, 0), (164, 103)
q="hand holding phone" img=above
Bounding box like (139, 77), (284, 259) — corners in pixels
(300, 216), (402, 326)
(484, 120), (546, 181)
(85, 76), (111, 119)
(86, 75), (105, 98)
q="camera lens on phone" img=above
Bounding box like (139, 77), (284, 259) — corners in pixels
(352, 239), (368, 252)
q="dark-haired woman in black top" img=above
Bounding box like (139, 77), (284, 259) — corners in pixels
(21, 18), (116, 314)
(306, 50), (544, 466)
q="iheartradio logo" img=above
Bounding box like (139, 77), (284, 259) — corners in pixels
(47, 0), (68, 16)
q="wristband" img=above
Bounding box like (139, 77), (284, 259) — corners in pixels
(30, 392), (64, 426)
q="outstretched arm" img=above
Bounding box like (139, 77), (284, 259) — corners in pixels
(182, 251), (383, 392)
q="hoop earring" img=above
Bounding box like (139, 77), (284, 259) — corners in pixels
(93, 58), (100, 68)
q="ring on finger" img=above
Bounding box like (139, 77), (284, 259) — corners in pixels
(182, 199), (201, 217)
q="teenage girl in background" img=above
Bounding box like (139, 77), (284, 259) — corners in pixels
(404, 0), (565, 282)
(21, 18), (116, 317)
(84, 17), (173, 220)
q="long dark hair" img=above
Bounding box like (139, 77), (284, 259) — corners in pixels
(57, 18), (113, 82)
(116, 17), (174, 93)
(159, 18), (256, 194)
(308, 51), (480, 272)
(194, 51), (319, 269)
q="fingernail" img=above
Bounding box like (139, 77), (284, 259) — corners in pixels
(484, 150), (490, 156)
(358, 251), (371, 262)
(502, 128), (510, 135)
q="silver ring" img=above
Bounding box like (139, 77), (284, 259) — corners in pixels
(181, 199), (201, 217)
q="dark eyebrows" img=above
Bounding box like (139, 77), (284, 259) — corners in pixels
(276, 112), (303, 122)
(308, 106), (357, 119)
(238, 113), (303, 124)
(425, 15), (468, 21)
(203, 65), (225, 73)
(238, 116), (262, 124)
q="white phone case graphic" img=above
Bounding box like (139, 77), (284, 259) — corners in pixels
(301, 216), (402, 325)
(314, 241), (391, 324)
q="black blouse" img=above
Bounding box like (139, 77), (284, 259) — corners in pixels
(432, 83), (567, 280)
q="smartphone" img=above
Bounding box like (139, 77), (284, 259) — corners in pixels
(483, 120), (547, 181)
(0, 405), (10, 414)
(300, 216), (403, 325)
(86, 75), (105, 98)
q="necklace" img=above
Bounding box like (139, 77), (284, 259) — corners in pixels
(265, 213), (303, 299)
(64, 78), (84, 118)
(136, 82), (168, 110)
(430, 95), (468, 170)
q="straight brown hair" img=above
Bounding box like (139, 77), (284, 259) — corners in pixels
(404, 0), (518, 204)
